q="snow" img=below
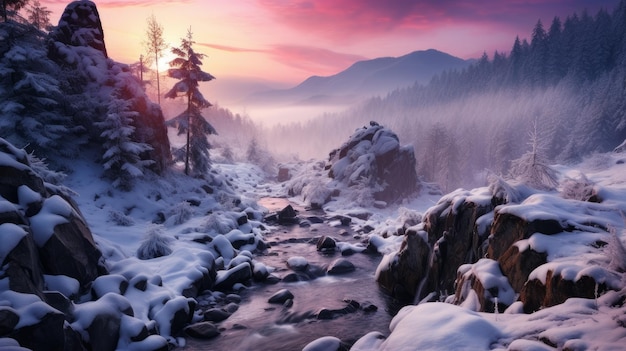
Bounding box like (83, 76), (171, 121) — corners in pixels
(0, 290), (59, 328)
(286, 256), (309, 270)
(29, 195), (74, 247)
(0, 223), (27, 264)
(383, 303), (501, 350)
(458, 259), (516, 306)
(44, 275), (80, 298)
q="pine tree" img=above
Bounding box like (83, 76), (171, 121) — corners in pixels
(165, 28), (216, 176)
(0, 22), (75, 156)
(1, 0), (27, 22)
(144, 15), (167, 105)
(95, 88), (154, 190)
(509, 120), (558, 190)
(26, 1), (51, 31)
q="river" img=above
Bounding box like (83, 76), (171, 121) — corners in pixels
(182, 198), (399, 350)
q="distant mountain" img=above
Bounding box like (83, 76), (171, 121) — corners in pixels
(244, 49), (472, 106)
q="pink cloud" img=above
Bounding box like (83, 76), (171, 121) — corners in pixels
(257, 0), (620, 42)
(198, 42), (367, 75)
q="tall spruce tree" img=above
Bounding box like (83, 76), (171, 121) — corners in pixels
(95, 87), (154, 190)
(144, 14), (167, 105)
(165, 28), (216, 176)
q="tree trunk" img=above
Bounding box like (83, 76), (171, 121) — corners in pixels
(185, 91), (191, 175)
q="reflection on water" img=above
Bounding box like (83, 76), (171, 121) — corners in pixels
(183, 198), (400, 351)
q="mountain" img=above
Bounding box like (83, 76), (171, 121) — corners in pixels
(244, 49), (472, 106)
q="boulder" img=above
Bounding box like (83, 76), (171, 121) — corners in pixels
(213, 263), (252, 291)
(327, 259), (356, 275)
(184, 322), (221, 339)
(327, 123), (419, 204)
(202, 308), (231, 323)
(316, 236), (337, 252)
(268, 289), (294, 304)
(277, 205), (299, 225)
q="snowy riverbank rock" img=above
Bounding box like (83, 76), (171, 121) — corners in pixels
(0, 138), (106, 296)
(327, 122), (419, 203)
(375, 179), (626, 313)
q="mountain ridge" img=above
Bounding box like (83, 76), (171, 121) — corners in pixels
(244, 49), (472, 106)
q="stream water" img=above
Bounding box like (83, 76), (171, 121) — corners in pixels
(183, 198), (399, 351)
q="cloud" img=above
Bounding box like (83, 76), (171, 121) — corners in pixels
(256, 0), (620, 41)
(267, 45), (368, 74)
(197, 43), (264, 53)
(46, 0), (193, 8)
(198, 42), (368, 75)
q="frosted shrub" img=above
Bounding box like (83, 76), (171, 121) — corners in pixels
(488, 175), (522, 204)
(27, 152), (67, 185)
(108, 210), (135, 226)
(137, 225), (173, 259)
(302, 178), (332, 207)
(607, 227), (626, 273)
(168, 201), (194, 225)
(201, 212), (237, 234)
(347, 177), (376, 207)
(560, 173), (596, 201)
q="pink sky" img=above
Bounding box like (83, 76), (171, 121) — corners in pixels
(45, 0), (620, 85)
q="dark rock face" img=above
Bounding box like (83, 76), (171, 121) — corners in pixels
(51, 1), (108, 57)
(378, 193), (494, 302)
(376, 228), (431, 301)
(487, 212), (562, 260)
(521, 272), (606, 313)
(327, 122), (419, 203)
(10, 310), (66, 351)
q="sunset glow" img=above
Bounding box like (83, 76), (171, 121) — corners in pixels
(46, 0), (619, 86)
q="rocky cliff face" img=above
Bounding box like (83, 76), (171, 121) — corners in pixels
(376, 180), (624, 314)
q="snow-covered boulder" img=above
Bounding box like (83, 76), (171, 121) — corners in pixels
(327, 122), (419, 203)
(51, 0), (108, 57)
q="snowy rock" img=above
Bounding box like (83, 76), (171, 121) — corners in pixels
(302, 336), (348, 351)
(277, 205), (299, 224)
(327, 123), (419, 203)
(51, 0), (108, 57)
(286, 256), (309, 271)
(376, 228), (430, 301)
(214, 262), (252, 291)
(316, 235), (337, 252)
(326, 259), (356, 275)
(452, 259), (515, 312)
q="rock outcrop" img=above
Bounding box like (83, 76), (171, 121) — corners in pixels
(327, 122), (419, 203)
(376, 182), (623, 313)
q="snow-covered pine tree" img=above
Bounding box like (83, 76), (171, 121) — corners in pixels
(95, 88), (154, 190)
(509, 119), (559, 190)
(0, 22), (75, 157)
(165, 28), (216, 176)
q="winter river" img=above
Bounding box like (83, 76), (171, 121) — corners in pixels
(183, 198), (399, 350)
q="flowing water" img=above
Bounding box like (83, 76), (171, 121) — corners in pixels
(183, 198), (399, 350)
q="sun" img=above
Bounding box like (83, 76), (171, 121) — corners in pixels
(154, 50), (177, 74)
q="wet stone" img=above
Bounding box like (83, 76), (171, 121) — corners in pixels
(203, 308), (231, 323)
(184, 322), (221, 339)
(268, 289), (294, 304)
